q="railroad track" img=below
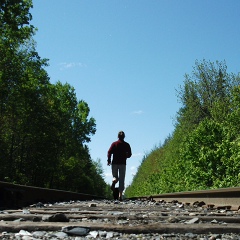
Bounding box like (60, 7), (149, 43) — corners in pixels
(0, 181), (104, 209)
(1, 181), (240, 239)
(133, 187), (240, 211)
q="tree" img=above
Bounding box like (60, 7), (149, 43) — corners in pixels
(46, 82), (96, 190)
(126, 59), (240, 197)
(176, 60), (234, 129)
(0, 0), (34, 46)
(0, 0), (108, 197)
(0, 0), (50, 183)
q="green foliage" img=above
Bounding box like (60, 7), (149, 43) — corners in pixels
(178, 120), (225, 190)
(176, 59), (234, 128)
(125, 146), (165, 197)
(0, 0), (108, 197)
(0, 0), (34, 46)
(177, 118), (240, 190)
(126, 59), (240, 197)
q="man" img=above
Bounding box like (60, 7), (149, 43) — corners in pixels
(107, 131), (132, 201)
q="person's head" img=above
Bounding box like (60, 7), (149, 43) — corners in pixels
(118, 131), (125, 140)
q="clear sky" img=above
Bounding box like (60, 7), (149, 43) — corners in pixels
(30, 0), (240, 187)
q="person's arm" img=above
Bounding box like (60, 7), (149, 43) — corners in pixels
(107, 143), (114, 165)
(126, 144), (132, 158)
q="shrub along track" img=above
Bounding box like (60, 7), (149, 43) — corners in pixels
(1, 182), (240, 237)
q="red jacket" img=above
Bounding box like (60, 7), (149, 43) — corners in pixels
(108, 139), (132, 165)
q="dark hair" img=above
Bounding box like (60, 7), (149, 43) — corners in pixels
(118, 131), (125, 140)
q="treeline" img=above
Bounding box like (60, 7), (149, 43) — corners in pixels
(0, 0), (109, 196)
(125, 59), (240, 197)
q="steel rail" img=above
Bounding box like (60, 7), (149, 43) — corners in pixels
(0, 181), (104, 209)
(1, 181), (240, 210)
(131, 187), (240, 210)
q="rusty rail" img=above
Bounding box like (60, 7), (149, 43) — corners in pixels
(1, 181), (240, 210)
(132, 187), (240, 210)
(0, 181), (104, 209)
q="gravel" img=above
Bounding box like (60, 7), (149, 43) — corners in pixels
(1, 199), (240, 239)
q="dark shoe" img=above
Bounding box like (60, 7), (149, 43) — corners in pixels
(111, 178), (117, 191)
(112, 187), (119, 200)
(118, 196), (122, 202)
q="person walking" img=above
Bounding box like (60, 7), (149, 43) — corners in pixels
(107, 131), (132, 201)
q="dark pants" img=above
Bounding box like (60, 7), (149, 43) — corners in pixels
(111, 164), (126, 192)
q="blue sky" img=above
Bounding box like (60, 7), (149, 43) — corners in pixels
(31, 0), (240, 187)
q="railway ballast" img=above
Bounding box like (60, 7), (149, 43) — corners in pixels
(1, 198), (240, 239)
(1, 182), (240, 239)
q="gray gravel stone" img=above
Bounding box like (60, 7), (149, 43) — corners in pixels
(32, 231), (47, 238)
(52, 231), (68, 238)
(62, 226), (91, 236)
(2, 199), (240, 239)
(185, 217), (199, 224)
